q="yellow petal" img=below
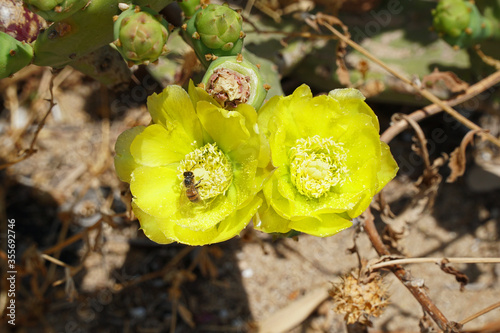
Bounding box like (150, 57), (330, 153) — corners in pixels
(114, 126), (145, 183)
(130, 124), (192, 167)
(147, 85), (203, 144)
(131, 165), (180, 218)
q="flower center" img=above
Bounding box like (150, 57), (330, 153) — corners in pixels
(178, 142), (233, 200)
(206, 68), (251, 108)
(289, 135), (348, 198)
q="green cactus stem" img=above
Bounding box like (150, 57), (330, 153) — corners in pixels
(32, 0), (119, 68)
(113, 5), (169, 66)
(69, 45), (132, 89)
(0, 31), (34, 78)
(177, 0), (201, 18)
(201, 55), (268, 110)
(23, 0), (89, 22)
(131, 0), (175, 13)
(184, 3), (245, 67)
(432, 0), (500, 49)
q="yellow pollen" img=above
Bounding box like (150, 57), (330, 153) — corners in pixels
(289, 135), (347, 198)
(178, 142), (233, 200)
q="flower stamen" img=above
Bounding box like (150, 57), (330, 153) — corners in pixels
(289, 135), (347, 198)
(178, 142), (233, 200)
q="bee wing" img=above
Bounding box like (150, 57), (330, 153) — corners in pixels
(178, 182), (190, 207)
(178, 182), (205, 217)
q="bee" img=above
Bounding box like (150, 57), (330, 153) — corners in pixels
(182, 171), (202, 203)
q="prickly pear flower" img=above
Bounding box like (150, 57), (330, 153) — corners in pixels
(114, 82), (268, 245)
(255, 85), (398, 237)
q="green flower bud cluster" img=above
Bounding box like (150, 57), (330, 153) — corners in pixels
(113, 5), (169, 66)
(432, 0), (500, 49)
(1, 0), (176, 81)
(0, 32), (34, 78)
(184, 3), (245, 67)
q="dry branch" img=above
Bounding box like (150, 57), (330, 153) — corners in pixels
(363, 207), (460, 332)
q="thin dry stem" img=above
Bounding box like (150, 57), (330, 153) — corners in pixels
(318, 17), (500, 148)
(114, 246), (194, 290)
(363, 208), (458, 332)
(0, 81), (56, 170)
(369, 257), (500, 270)
(40, 254), (71, 268)
(459, 301), (500, 326)
(381, 71), (500, 144)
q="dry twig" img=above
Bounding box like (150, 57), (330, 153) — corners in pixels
(317, 15), (500, 148)
(363, 208), (460, 332)
(381, 71), (500, 144)
(369, 257), (500, 270)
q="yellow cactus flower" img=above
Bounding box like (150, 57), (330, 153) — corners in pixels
(114, 82), (268, 245)
(255, 85), (398, 237)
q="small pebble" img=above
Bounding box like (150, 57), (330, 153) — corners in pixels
(241, 268), (253, 278)
(130, 306), (147, 319)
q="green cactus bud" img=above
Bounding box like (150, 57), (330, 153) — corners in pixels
(23, 0), (89, 22)
(185, 4), (245, 67)
(201, 55), (268, 110)
(432, 0), (497, 48)
(0, 31), (34, 78)
(177, 0), (200, 18)
(113, 5), (169, 66)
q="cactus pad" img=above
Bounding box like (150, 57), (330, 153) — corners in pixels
(0, 31), (34, 78)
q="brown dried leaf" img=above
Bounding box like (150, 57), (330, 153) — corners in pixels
(64, 267), (78, 302)
(422, 68), (469, 94)
(415, 155), (447, 210)
(315, 13), (351, 86)
(358, 80), (385, 98)
(257, 285), (330, 333)
(447, 130), (482, 183)
(336, 39), (351, 86)
(439, 259), (469, 292)
(178, 303), (196, 328)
